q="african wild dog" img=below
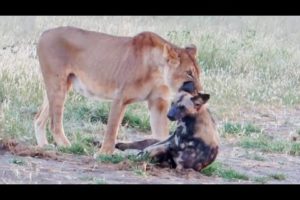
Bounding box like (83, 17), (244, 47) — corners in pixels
(116, 91), (220, 171)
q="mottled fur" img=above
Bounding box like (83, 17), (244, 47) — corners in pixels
(116, 91), (219, 171)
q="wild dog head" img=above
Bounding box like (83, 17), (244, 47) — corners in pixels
(167, 91), (210, 121)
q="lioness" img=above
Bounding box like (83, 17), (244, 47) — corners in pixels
(116, 91), (219, 171)
(34, 26), (202, 155)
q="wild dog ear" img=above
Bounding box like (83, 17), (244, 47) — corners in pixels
(185, 44), (197, 57)
(191, 93), (210, 105)
(191, 95), (201, 103)
(163, 43), (179, 67)
(199, 93), (210, 103)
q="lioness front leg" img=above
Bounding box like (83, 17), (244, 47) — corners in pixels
(148, 85), (170, 140)
(99, 99), (127, 155)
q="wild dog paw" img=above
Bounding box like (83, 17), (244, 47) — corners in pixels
(137, 150), (150, 159)
(115, 143), (127, 151)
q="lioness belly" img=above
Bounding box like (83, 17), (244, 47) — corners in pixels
(69, 74), (154, 102)
(70, 74), (115, 100)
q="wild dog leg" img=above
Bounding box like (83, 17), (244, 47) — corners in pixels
(142, 133), (175, 157)
(115, 139), (160, 151)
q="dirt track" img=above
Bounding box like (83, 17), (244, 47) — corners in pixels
(1, 135), (299, 184)
(1, 106), (300, 184)
(0, 140), (224, 184)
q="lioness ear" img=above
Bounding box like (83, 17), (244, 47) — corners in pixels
(186, 44), (197, 57)
(163, 43), (179, 66)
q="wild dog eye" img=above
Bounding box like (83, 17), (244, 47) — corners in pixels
(194, 101), (201, 107)
(178, 105), (185, 110)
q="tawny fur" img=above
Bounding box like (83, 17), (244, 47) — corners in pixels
(34, 26), (202, 155)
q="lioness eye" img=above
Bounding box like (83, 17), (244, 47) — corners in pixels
(186, 70), (193, 78)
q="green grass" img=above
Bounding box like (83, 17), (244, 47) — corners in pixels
(222, 122), (262, 136)
(240, 135), (300, 156)
(201, 161), (249, 181)
(253, 176), (270, 184)
(58, 134), (97, 155)
(11, 158), (26, 165)
(133, 167), (148, 177)
(64, 98), (150, 132)
(254, 173), (286, 183)
(122, 105), (150, 131)
(79, 176), (107, 184)
(59, 143), (89, 155)
(1, 16), (300, 153)
(96, 154), (126, 164)
(269, 173), (286, 180)
(94, 179), (107, 184)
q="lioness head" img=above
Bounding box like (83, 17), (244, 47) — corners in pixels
(167, 91), (210, 121)
(163, 43), (202, 94)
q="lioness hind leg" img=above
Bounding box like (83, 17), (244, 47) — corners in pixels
(34, 94), (50, 147)
(46, 76), (72, 147)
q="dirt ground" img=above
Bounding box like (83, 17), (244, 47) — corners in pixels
(1, 107), (300, 184)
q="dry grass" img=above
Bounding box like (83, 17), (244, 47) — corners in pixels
(0, 16), (300, 148)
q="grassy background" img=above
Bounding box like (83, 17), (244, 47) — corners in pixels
(0, 16), (299, 150)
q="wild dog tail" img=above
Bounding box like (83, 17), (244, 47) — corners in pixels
(115, 139), (160, 151)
